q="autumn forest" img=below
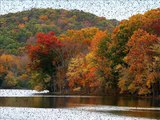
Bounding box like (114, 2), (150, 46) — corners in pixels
(0, 8), (160, 97)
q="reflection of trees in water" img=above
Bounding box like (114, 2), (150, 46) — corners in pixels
(116, 97), (160, 107)
(0, 96), (159, 108)
(0, 97), (41, 107)
(48, 97), (67, 108)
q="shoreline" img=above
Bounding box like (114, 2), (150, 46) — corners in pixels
(0, 89), (160, 99)
(0, 89), (160, 120)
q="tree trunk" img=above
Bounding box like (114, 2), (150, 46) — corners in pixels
(48, 73), (56, 93)
(152, 83), (155, 97)
(159, 80), (160, 96)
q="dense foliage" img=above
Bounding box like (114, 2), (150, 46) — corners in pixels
(0, 8), (118, 55)
(0, 54), (30, 88)
(28, 32), (64, 92)
(0, 8), (159, 96)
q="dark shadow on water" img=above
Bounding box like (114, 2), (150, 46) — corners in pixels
(0, 96), (160, 108)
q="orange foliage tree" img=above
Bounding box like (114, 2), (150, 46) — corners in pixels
(119, 29), (160, 95)
(66, 54), (100, 93)
(0, 54), (29, 88)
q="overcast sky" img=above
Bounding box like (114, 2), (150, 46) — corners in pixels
(0, 0), (159, 20)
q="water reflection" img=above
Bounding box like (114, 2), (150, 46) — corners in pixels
(0, 96), (160, 119)
(0, 96), (159, 108)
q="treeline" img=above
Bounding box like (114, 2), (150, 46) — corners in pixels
(0, 8), (160, 96)
(0, 8), (118, 55)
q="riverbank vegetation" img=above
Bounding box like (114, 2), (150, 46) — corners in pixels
(0, 8), (159, 97)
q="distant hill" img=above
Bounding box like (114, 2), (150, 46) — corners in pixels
(0, 8), (119, 54)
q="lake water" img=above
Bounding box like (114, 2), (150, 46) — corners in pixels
(0, 90), (160, 119)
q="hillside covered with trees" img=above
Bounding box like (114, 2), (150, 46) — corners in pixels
(0, 8), (118, 55)
(0, 8), (159, 97)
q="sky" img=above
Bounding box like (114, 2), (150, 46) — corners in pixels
(0, 0), (159, 20)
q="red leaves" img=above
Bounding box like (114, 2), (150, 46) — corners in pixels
(48, 31), (55, 36)
(27, 31), (64, 71)
(31, 31), (63, 51)
(27, 45), (41, 61)
(143, 18), (160, 36)
(36, 32), (64, 49)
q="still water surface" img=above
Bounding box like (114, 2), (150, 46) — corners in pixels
(0, 95), (160, 119)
